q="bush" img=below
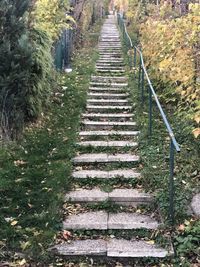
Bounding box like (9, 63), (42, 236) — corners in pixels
(139, 4), (200, 137)
(0, 0), (64, 140)
(0, 0), (33, 139)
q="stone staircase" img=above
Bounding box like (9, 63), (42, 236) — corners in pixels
(52, 15), (171, 260)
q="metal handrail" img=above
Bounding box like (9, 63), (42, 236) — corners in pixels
(117, 13), (181, 225)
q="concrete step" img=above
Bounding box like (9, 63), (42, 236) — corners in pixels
(79, 130), (139, 137)
(99, 47), (121, 50)
(97, 59), (124, 62)
(82, 121), (137, 129)
(99, 56), (123, 59)
(87, 93), (129, 99)
(90, 82), (128, 88)
(52, 239), (169, 258)
(98, 47), (121, 50)
(99, 52), (122, 55)
(89, 87), (126, 92)
(72, 169), (141, 179)
(97, 61), (124, 65)
(73, 153), (140, 164)
(77, 140), (138, 147)
(107, 239), (169, 258)
(64, 188), (153, 204)
(96, 66), (125, 70)
(63, 211), (159, 230)
(96, 62), (125, 66)
(82, 113), (134, 121)
(91, 76), (127, 82)
(86, 105), (132, 112)
(87, 99), (129, 106)
(52, 239), (107, 256)
(97, 69), (125, 73)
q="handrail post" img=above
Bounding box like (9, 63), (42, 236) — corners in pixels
(148, 86), (152, 136)
(129, 48), (133, 69)
(141, 69), (144, 105)
(169, 140), (175, 225)
(134, 47), (137, 78)
(138, 57), (142, 91)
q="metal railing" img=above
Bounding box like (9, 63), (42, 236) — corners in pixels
(54, 28), (73, 71)
(117, 14), (181, 225)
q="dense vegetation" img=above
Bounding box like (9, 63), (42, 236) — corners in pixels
(119, 0), (200, 138)
(0, 0), (105, 140)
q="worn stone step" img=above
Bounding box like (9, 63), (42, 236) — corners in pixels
(99, 56), (123, 60)
(96, 66), (125, 70)
(87, 93), (129, 99)
(97, 69), (125, 73)
(82, 121), (137, 130)
(86, 105), (132, 112)
(96, 62), (125, 66)
(96, 65), (124, 69)
(82, 113), (134, 122)
(79, 130), (139, 137)
(73, 153), (140, 164)
(91, 76), (127, 82)
(97, 61), (124, 65)
(52, 239), (169, 258)
(90, 82), (128, 88)
(72, 169), (141, 179)
(64, 188), (153, 204)
(89, 87), (126, 92)
(97, 59), (124, 62)
(99, 52), (122, 55)
(77, 140), (138, 147)
(51, 239), (107, 256)
(99, 43), (121, 45)
(99, 47), (121, 50)
(87, 99), (129, 106)
(63, 211), (108, 230)
(99, 46), (121, 49)
(63, 211), (159, 230)
(99, 56), (122, 59)
(107, 239), (169, 258)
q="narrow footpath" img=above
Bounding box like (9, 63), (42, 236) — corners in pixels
(52, 15), (170, 261)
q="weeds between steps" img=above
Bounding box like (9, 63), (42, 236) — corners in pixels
(0, 20), (103, 264)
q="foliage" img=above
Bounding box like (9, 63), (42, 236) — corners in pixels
(33, 0), (75, 41)
(0, 0), (57, 139)
(128, 74), (200, 266)
(140, 4), (200, 137)
(0, 0), (33, 139)
(175, 219), (200, 266)
(114, 0), (129, 12)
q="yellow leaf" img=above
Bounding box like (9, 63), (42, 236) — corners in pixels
(146, 240), (155, 245)
(11, 220), (18, 226)
(194, 115), (200, 124)
(192, 128), (200, 138)
(20, 241), (31, 251)
(19, 259), (26, 266)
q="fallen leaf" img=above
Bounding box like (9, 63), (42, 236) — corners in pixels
(10, 220), (18, 226)
(178, 224), (185, 231)
(192, 128), (200, 138)
(146, 240), (155, 245)
(19, 259), (26, 266)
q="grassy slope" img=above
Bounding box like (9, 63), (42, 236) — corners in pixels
(0, 21), (102, 264)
